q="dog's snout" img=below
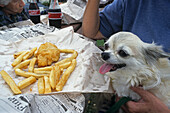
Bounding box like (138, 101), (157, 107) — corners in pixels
(101, 52), (110, 60)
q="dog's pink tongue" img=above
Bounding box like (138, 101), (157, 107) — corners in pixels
(99, 63), (113, 74)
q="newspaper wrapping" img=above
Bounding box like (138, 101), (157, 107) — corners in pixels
(0, 93), (85, 113)
(0, 22), (56, 42)
(60, 0), (87, 21)
(0, 22), (86, 113)
(60, 0), (112, 21)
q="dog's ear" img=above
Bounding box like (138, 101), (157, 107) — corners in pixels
(143, 43), (170, 64)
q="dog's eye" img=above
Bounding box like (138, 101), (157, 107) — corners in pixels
(118, 50), (129, 57)
(104, 44), (109, 50)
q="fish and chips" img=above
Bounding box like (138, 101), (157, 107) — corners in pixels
(0, 42), (78, 95)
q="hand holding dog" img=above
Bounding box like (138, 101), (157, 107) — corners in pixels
(123, 87), (170, 113)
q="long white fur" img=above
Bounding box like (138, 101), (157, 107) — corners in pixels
(103, 32), (170, 107)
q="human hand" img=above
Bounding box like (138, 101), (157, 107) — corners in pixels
(122, 87), (170, 113)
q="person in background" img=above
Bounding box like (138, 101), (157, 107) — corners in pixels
(0, 0), (29, 27)
(82, 0), (170, 112)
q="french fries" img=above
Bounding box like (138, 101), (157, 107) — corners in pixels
(34, 66), (52, 72)
(23, 47), (37, 60)
(55, 65), (61, 85)
(58, 61), (71, 69)
(60, 68), (64, 75)
(13, 51), (26, 59)
(18, 76), (36, 90)
(0, 70), (21, 94)
(56, 59), (77, 91)
(44, 76), (51, 94)
(33, 61), (72, 72)
(3, 43), (78, 95)
(13, 60), (30, 70)
(15, 68), (48, 78)
(28, 57), (37, 72)
(49, 66), (56, 89)
(12, 51), (28, 67)
(59, 49), (75, 53)
(49, 65), (61, 89)
(69, 50), (78, 59)
(33, 60), (72, 72)
(55, 50), (78, 65)
(34, 50), (38, 57)
(34, 70), (51, 74)
(38, 77), (45, 94)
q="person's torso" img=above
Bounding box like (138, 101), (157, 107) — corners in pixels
(0, 8), (29, 27)
(122, 0), (170, 52)
(99, 0), (170, 52)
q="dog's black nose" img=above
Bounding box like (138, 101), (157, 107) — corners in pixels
(101, 52), (110, 60)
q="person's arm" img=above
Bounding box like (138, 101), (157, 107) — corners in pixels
(82, 0), (105, 40)
(123, 87), (170, 113)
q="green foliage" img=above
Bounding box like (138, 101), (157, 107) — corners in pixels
(42, 1), (50, 7)
(96, 40), (105, 47)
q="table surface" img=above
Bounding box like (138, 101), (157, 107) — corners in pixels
(0, 1), (116, 112)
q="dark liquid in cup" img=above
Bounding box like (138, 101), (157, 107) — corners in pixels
(29, 3), (40, 24)
(48, 9), (62, 28)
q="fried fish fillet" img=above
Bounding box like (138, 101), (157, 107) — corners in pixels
(37, 42), (60, 67)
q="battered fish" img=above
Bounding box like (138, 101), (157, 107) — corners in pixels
(37, 42), (60, 67)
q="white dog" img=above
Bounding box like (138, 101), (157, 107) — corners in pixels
(99, 32), (170, 107)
